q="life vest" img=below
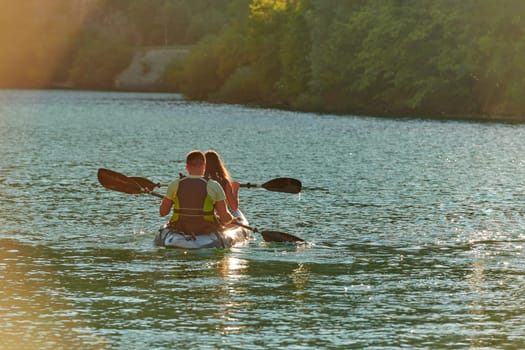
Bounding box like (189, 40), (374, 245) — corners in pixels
(169, 177), (217, 233)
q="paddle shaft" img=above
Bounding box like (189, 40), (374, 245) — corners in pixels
(156, 182), (287, 188)
(239, 183), (262, 188)
(234, 222), (304, 242)
(140, 178), (301, 194)
(147, 191), (164, 199)
(235, 221), (260, 232)
(154, 183), (262, 188)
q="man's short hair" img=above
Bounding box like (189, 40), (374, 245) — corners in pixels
(186, 150), (205, 168)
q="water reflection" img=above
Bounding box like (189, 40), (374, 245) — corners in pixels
(0, 239), (106, 349)
(289, 263), (310, 292)
(216, 254), (249, 279)
(214, 254), (250, 335)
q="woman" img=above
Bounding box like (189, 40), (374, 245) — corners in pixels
(204, 150), (241, 217)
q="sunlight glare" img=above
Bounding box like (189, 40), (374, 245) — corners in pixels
(0, 0), (106, 88)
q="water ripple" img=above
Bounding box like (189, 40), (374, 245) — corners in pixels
(1, 90), (525, 349)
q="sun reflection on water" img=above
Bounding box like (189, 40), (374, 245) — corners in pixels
(213, 255), (251, 335)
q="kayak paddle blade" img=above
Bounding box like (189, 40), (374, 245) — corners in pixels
(261, 178), (302, 194)
(128, 176), (158, 191)
(97, 168), (144, 194)
(260, 230), (305, 243)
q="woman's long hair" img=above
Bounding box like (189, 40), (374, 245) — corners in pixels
(204, 150), (231, 189)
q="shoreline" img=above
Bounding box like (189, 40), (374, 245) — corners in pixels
(3, 86), (524, 124)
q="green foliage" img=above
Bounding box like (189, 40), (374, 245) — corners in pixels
(277, 0), (311, 104)
(176, 0), (525, 119)
(458, 0), (525, 115)
(213, 66), (265, 103)
(6, 0), (525, 119)
(176, 35), (222, 99)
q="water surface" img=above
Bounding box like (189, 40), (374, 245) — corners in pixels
(1, 90), (525, 349)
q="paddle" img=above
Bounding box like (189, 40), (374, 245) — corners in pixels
(97, 168), (163, 198)
(235, 222), (305, 243)
(139, 177), (302, 194)
(105, 172), (302, 194)
(97, 168), (305, 243)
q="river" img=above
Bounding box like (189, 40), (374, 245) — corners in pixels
(1, 89), (525, 349)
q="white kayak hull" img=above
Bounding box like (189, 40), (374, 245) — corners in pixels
(154, 211), (251, 249)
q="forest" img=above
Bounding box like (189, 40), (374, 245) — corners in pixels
(1, 0), (525, 121)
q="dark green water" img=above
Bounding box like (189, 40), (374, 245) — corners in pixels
(1, 90), (525, 349)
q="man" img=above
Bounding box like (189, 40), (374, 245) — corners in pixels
(159, 150), (233, 233)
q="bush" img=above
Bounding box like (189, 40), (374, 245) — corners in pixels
(211, 66), (263, 103)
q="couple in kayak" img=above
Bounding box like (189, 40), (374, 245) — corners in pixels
(159, 150), (241, 234)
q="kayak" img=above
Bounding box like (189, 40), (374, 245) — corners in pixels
(154, 210), (251, 249)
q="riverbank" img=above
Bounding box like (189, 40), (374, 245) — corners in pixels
(32, 85), (525, 125)
(26, 43), (525, 125)
(113, 46), (525, 124)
